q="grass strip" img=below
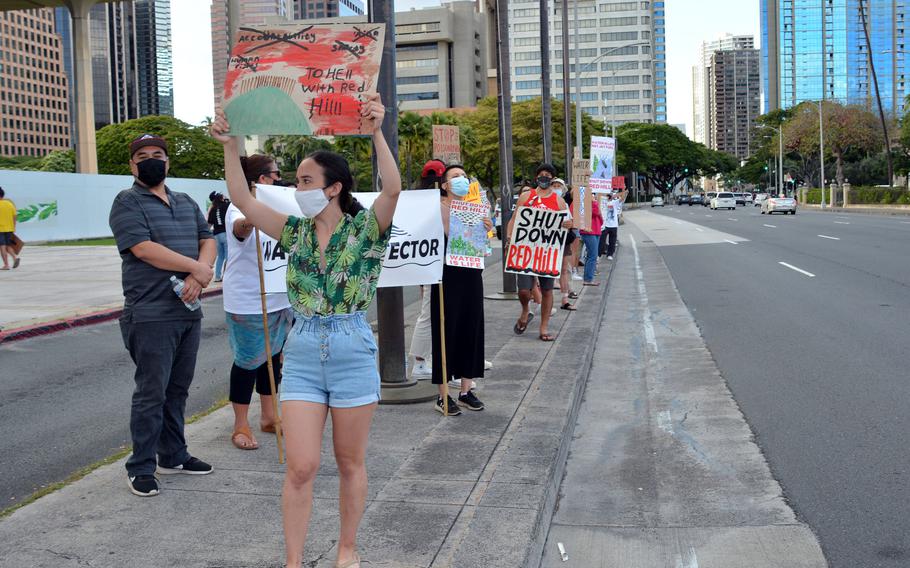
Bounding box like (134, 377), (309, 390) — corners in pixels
(42, 237), (117, 247)
(0, 396), (229, 519)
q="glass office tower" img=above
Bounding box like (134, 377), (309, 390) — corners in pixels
(762, 0), (908, 115)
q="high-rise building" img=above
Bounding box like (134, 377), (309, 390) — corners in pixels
(761, 0), (909, 115)
(293, 0), (365, 19)
(709, 48), (761, 159)
(134, 0), (173, 117)
(55, 1), (173, 136)
(395, 1), (489, 111)
(692, 34), (754, 146)
(0, 8), (71, 158)
(210, 0), (293, 107)
(508, 0), (667, 126)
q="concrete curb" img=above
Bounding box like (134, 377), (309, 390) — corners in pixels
(0, 288), (224, 345)
(800, 204), (910, 217)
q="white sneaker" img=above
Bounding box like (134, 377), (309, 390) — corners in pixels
(571, 272), (583, 281)
(529, 303), (538, 315)
(550, 308), (557, 316)
(484, 359), (493, 370)
(607, 255), (614, 260)
(412, 359), (431, 379)
(450, 378), (462, 389)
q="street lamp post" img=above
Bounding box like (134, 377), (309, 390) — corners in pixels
(574, 42), (648, 152)
(817, 100), (826, 208)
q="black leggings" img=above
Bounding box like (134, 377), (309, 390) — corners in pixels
(229, 353), (282, 405)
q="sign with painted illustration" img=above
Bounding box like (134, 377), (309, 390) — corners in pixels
(255, 184), (445, 288)
(445, 200), (488, 270)
(589, 136), (616, 194)
(432, 125), (461, 164)
(571, 157), (592, 230)
(504, 206), (568, 278)
(223, 23), (385, 136)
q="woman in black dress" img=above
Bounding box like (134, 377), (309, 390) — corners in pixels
(431, 164), (492, 415)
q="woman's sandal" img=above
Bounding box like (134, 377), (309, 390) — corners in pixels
(568, 292), (579, 299)
(560, 302), (576, 311)
(231, 426), (258, 450)
(335, 553), (361, 568)
(513, 318), (528, 335)
(539, 332), (557, 342)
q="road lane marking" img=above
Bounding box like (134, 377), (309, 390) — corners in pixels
(779, 262), (816, 278)
(728, 218), (738, 221)
(900, 221), (910, 224)
(705, 214), (713, 217)
(817, 234), (840, 240)
(763, 224), (777, 228)
(629, 235), (659, 354)
(694, 227), (704, 232)
(724, 239), (738, 245)
(834, 221), (850, 225)
(837, 216), (849, 219)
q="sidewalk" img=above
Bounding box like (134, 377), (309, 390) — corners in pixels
(0, 246), (222, 341)
(0, 256), (614, 567)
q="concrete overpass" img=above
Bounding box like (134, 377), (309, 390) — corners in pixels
(1, 0), (122, 173)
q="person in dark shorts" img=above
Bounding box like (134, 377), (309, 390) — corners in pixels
(0, 187), (19, 270)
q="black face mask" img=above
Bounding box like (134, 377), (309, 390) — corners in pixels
(136, 158), (167, 187)
(272, 179), (294, 187)
(536, 176), (553, 189)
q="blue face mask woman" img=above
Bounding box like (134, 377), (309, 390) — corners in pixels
(210, 94), (400, 568)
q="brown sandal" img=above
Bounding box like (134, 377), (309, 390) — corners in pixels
(231, 426), (258, 450)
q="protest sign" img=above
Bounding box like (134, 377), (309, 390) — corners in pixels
(223, 23), (385, 136)
(355, 190), (444, 287)
(445, 200), (488, 269)
(589, 136), (616, 194)
(571, 157), (592, 230)
(432, 125), (461, 164)
(504, 206), (568, 278)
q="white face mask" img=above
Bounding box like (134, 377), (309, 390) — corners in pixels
(295, 188), (330, 218)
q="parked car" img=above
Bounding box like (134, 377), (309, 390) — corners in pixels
(733, 192), (746, 205)
(753, 193), (769, 206)
(743, 192), (754, 205)
(704, 192), (717, 206)
(677, 195), (691, 205)
(710, 192), (736, 210)
(651, 196), (665, 207)
(689, 194), (704, 206)
(761, 195), (797, 215)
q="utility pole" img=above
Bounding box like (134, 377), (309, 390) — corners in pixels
(561, 0), (571, 170)
(539, 0), (552, 164)
(495, 0), (516, 295)
(370, 0), (433, 403)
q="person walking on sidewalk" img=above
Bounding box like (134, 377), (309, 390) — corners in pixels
(0, 187), (19, 270)
(556, 182), (578, 311)
(507, 164), (572, 341)
(221, 154), (295, 451)
(580, 197), (603, 286)
(431, 164), (493, 415)
(109, 134), (217, 498)
(408, 159), (446, 379)
(602, 189), (628, 260)
(211, 94), (397, 568)
(207, 192), (231, 282)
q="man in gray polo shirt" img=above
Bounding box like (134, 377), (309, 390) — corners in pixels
(109, 134), (216, 497)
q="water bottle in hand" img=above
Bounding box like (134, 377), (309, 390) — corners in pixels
(169, 276), (202, 311)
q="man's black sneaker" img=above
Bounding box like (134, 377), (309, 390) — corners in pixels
(435, 395), (462, 416)
(157, 457), (213, 476)
(128, 474), (160, 497)
(458, 391), (485, 411)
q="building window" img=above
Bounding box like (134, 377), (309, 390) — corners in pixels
(398, 91), (439, 101)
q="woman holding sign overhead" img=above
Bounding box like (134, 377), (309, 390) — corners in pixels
(210, 93), (397, 568)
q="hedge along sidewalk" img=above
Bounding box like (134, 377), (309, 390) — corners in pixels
(0, 256), (615, 568)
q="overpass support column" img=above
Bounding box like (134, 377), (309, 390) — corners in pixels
(67, 0), (99, 173)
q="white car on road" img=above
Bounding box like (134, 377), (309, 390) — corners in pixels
(761, 195), (797, 215)
(753, 193), (769, 206)
(651, 196), (665, 207)
(710, 192), (736, 210)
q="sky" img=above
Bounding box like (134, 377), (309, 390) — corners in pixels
(172, 0), (761, 136)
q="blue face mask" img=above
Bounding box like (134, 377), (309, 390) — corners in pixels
(449, 176), (470, 197)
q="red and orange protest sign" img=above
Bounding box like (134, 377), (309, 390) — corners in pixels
(432, 125), (461, 164)
(222, 23), (385, 136)
(505, 207), (569, 278)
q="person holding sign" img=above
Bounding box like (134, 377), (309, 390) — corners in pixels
(431, 164), (493, 415)
(602, 189), (628, 260)
(506, 164), (572, 342)
(221, 154), (294, 451)
(210, 93), (397, 568)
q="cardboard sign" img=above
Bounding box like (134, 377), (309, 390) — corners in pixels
(590, 136), (616, 194)
(504, 206), (568, 278)
(432, 125), (461, 164)
(445, 200), (488, 270)
(254, 185), (445, 288)
(355, 190), (445, 287)
(571, 158), (592, 230)
(223, 23), (385, 136)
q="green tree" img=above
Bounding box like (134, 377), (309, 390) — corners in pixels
(261, 135), (333, 175)
(96, 115), (225, 179)
(398, 111), (432, 189)
(39, 149), (76, 173)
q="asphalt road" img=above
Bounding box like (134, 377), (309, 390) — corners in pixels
(643, 205), (910, 568)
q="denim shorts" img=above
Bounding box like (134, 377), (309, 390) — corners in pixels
(280, 311), (380, 408)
